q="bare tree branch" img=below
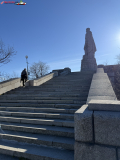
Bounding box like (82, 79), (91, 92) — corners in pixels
(0, 39), (17, 65)
(0, 71), (19, 82)
(103, 60), (109, 66)
(29, 61), (50, 79)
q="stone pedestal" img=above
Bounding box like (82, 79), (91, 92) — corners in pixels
(81, 55), (97, 72)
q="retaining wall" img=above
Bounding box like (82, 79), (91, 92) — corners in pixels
(0, 78), (22, 95)
(74, 68), (120, 160)
(29, 71), (58, 86)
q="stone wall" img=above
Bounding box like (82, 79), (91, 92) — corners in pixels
(98, 64), (120, 84)
(74, 68), (120, 160)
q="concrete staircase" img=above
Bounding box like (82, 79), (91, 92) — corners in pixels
(0, 72), (93, 160)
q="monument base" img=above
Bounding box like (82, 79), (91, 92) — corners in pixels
(81, 55), (97, 73)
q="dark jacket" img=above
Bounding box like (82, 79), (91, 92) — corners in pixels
(21, 69), (28, 81)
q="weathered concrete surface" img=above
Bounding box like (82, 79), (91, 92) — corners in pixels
(74, 142), (116, 160)
(74, 105), (93, 142)
(94, 110), (120, 146)
(89, 100), (120, 111)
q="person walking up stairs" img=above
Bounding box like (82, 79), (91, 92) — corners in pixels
(21, 68), (28, 87)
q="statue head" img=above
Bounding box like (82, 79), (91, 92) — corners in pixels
(86, 28), (90, 32)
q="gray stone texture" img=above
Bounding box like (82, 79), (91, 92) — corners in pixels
(94, 110), (120, 146)
(74, 141), (116, 160)
(0, 78), (22, 95)
(29, 72), (58, 86)
(81, 56), (97, 72)
(87, 68), (117, 103)
(74, 105), (93, 142)
(117, 148), (120, 160)
(89, 100), (120, 111)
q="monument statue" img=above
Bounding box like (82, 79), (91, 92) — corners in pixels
(84, 28), (96, 58)
(81, 28), (97, 72)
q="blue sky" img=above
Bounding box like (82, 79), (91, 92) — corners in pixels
(0, 0), (120, 78)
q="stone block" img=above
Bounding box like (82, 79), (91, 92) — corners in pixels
(94, 110), (120, 146)
(29, 72), (58, 86)
(74, 105), (93, 142)
(74, 142), (116, 160)
(89, 100), (120, 111)
(87, 96), (117, 103)
(88, 88), (115, 96)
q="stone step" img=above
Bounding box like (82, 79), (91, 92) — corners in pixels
(25, 84), (91, 87)
(49, 78), (92, 84)
(0, 111), (74, 120)
(55, 74), (93, 77)
(0, 95), (88, 100)
(17, 86), (90, 90)
(44, 78), (91, 82)
(0, 115), (74, 127)
(0, 72), (92, 159)
(0, 106), (77, 114)
(0, 153), (19, 160)
(48, 78), (92, 82)
(1, 93), (88, 97)
(5, 91), (88, 95)
(8, 87), (89, 91)
(0, 139), (74, 160)
(56, 77), (92, 79)
(0, 91), (88, 99)
(44, 81), (91, 85)
(0, 103), (83, 109)
(0, 129), (74, 150)
(6, 88), (89, 93)
(0, 99), (87, 104)
(0, 122), (74, 137)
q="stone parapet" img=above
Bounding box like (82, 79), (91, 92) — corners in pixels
(88, 99), (120, 111)
(0, 78), (22, 95)
(94, 110), (120, 147)
(52, 67), (71, 76)
(29, 71), (58, 86)
(74, 103), (120, 160)
(60, 67), (71, 76)
(74, 104), (93, 143)
(74, 67), (119, 160)
(75, 142), (116, 160)
(87, 68), (117, 103)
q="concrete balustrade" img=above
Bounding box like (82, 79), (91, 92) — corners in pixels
(74, 68), (119, 160)
(52, 67), (71, 76)
(0, 68), (70, 94)
(29, 71), (58, 86)
(0, 71), (58, 94)
(0, 78), (22, 95)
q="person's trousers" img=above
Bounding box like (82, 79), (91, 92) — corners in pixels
(22, 79), (27, 86)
